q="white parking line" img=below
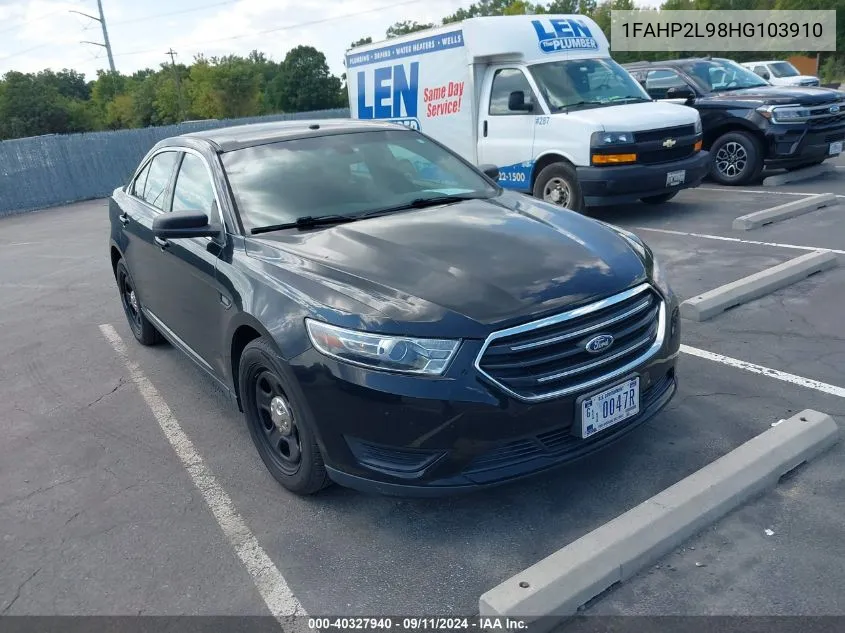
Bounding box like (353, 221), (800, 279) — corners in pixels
(681, 344), (845, 399)
(99, 324), (308, 626)
(698, 186), (845, 198)
(633, 226), (845, 256)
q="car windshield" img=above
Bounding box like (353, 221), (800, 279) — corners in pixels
(528, 58), (651, 111)
(769, 61), (800, 78)
(681, 59), (769, 93)
(221, 129), (498, 232)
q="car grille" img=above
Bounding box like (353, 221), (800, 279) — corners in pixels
(475, 283), (665, 402)
(809, 113), (845, 128)
(638, 145), (697, 165)
(634, 125), (696, 143)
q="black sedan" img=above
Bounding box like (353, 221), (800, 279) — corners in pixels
(108, 119), (681, 496)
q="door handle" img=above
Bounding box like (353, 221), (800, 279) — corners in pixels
(119, 212), (130, 226)
(154, 236), (170, 250)
(483, 120), (488, 137)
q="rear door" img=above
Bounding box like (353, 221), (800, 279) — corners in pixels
(147, 150), (229, 371)
(477, 67), (539, 191)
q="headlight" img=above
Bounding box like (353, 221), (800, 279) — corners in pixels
(305, 319), (460, 375)
(650, 253), (671, 296)
(694, 116), (702, 135)
(590, 131), (635, 146)
(756, 105), (810, 123)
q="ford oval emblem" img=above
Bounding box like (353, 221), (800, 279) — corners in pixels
(830, 105), (841, 114)
(585, 334), (614, 354)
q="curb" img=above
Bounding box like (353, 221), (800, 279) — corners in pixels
(679, 250), (839, 322)
(478, 409), (840, 626)
(762, 163), (835, 187)
(732, 193), (838, 230)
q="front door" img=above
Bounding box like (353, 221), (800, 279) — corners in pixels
(148, 151), (228, 371)
(477, 67), (539, 192)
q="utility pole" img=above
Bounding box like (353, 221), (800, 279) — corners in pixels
(166, 48), (185, 123)
(72, 0), (116, 72)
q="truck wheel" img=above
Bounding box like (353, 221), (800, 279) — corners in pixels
(640, 191), (678, 204)
(533, 163), (584, 211)
(709, 131), (763, 185)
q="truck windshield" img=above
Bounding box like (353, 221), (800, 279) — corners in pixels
(221, 129), (499, 232)
(528, 58), (651, 111)
(768, 62), (801, 78)
(680, 59), (769, 93)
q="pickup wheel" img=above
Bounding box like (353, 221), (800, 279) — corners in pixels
(239, 338), (331, 495)
(533, 162), (584, 211)
(115, 259), (161, 346)
(640, 191), (679, 204)
(709, 131), (764, 185)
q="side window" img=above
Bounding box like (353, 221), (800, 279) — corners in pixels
(644, 69), (688, 99)
(489, 68), (536, 116)
(130, 162), (151, 197)
(141, 151), (179, 210)
(753, 65), (770, 79)
(172, 153), (217, 217)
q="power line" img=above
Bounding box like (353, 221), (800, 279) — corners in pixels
(109, 0), (240, 26)
(111, 0), (433, 59)
(0, 9), (63, 36)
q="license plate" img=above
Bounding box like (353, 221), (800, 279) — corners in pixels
(829, 141), (842, 155)
(579, 377), (640, 439)
(666, 170), (686, 187)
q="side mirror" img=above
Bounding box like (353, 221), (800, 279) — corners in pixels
(152, 210), (220, 239)
(666, 86), (695, 102)
(761, 71), (771, 80)
(479, 164), (500, 181)
(508, 90), (533, 112)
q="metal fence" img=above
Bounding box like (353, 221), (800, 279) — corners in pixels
(0, 108), (351, 217)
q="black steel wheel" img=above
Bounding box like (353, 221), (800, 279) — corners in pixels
(239, 338), (331, 495)
(115, 259), (161, 345)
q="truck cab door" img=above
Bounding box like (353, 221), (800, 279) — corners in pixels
(478, 67), (540, 191)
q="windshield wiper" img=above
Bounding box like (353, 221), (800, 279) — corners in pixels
(357, 193), (491, 219)
(250, 214), (357, 234)
(608, 95), (652, 103)
(558, 100), (605, 112)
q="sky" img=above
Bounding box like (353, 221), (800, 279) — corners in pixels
(0, 0), (660, 81)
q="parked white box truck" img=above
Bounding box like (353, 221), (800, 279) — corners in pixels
(345, 14), (710, 210)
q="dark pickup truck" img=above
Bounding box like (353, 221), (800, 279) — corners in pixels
(625, 57), (845, 185)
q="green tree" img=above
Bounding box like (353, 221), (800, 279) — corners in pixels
(386, 21), (434, 38)
(350, 37), (373, 48)
(272, 46), (344, 112)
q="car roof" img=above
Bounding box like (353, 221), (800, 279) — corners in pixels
(623, 57), (731, 68)
(162, 118), (408, 152)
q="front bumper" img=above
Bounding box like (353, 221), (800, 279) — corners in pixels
(577, 150), (710, 206)
(764, 121), (845, 169)
(290, 293), (682, 496)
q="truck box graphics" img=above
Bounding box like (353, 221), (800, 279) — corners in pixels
(347, 31), (474, 160)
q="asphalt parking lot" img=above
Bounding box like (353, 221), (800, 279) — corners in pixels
(2, 163), (844, 622)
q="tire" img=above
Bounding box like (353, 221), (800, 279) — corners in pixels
(114, 259), (161, 346)
(709, 131), (764, 185)
(533, 162), (585, 211)
(640, 191), (679, 204)
(238, 338), (331, 495)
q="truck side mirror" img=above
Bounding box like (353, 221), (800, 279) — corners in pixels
(479, 164), (500, 181)
(508, 90), (533, 112)
(666, 86), (695, 102)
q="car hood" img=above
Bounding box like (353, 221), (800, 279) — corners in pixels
(699, 86), (844, 107)
(245, 192), (648, 334)
(557, 101), (698, 131)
